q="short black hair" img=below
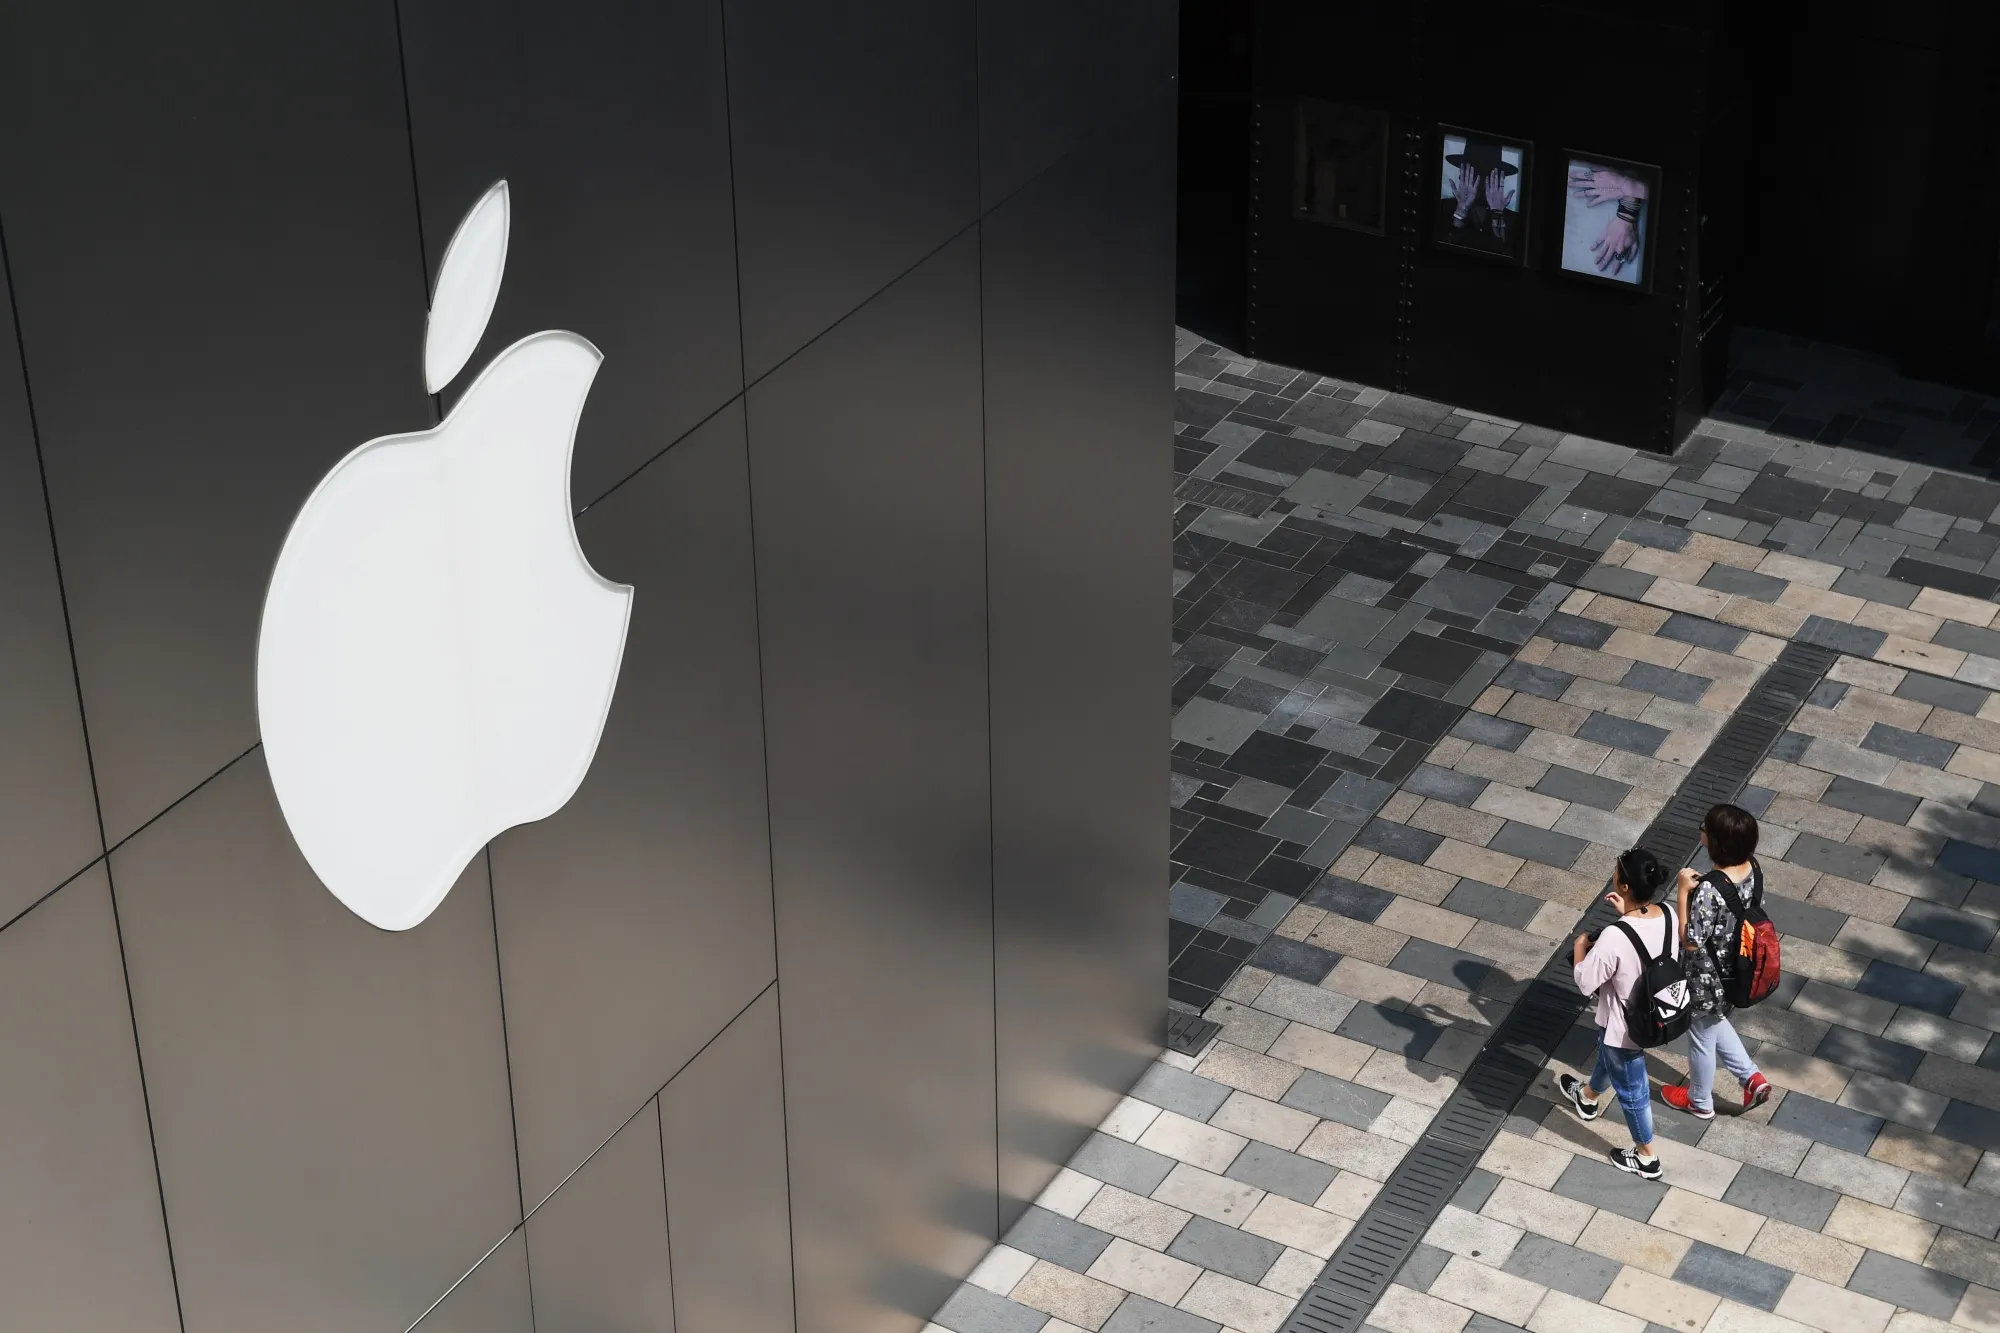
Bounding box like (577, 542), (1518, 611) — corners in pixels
(1616, 847), (1669, 903)
(1704, 804), (1759, 866)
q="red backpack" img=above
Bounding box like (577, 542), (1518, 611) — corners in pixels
(1705, 860), (1781, 1008)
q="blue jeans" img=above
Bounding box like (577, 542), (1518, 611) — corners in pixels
(1590, 1043), (1654, 1148)
(1687, 1010), (1759, 1113)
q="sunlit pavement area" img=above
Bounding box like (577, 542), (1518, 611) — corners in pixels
(919, 333), (2000, 1333)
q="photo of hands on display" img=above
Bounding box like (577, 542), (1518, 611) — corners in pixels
(1560, 154), (1659, 288)
(1432, 129), (1531, 263)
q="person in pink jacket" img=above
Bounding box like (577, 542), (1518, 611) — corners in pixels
(1557, 847), (1675, 1180)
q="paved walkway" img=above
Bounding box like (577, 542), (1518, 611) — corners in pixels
(922, 333), (2000, 1333)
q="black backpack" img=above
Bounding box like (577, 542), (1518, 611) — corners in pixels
(1616, 905), (1692, 1048)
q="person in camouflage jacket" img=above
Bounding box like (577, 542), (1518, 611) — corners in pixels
(1662, 804), (1773, 1119)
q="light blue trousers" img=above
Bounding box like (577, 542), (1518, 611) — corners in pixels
(1687, 1010), (1759, 1113)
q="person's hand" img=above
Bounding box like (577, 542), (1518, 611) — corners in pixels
(1593, 214), (1639, 274)
(1569, 164), (1644, 207)
(1483, 167), (1515, 215)
(1573, 932), (1591, 964)
(1452, 161), (1479, 218)
(1677, 868), (1700, 896)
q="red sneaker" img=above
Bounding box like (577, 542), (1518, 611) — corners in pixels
(1744, 1074), (1772, 1110)
(1661, 1083), (1714, 1119)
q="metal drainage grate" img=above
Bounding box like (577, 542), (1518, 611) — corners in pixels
(1175, 476), (1275, 516)
(1167, 1011), (1222, 1056)
(1275, 632), (1839, 1333)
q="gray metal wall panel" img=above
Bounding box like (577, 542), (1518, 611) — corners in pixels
(411, 1232), (535, 1333)
(722, 0), (980, 379)
(0, 246), (100, 916)
(0, 868), (181, 1332)
(526, 1100), (677, 1332)
(975, 0), (1179, 209)
(492, 401), (775, 1208)
(397, 0), (744, 507)
(111, 753), (521, 1333)
(661, 987), (795, 1333)
(747, 234), (996, 1333)
(0, 1), (432, 843)
(980, 105), (1176, 1229)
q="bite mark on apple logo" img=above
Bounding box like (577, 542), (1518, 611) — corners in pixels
(256, 180), (633, 931)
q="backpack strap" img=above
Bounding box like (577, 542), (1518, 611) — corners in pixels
(1613, 906), (1676, 963)
(1705, 867), (1749, 921)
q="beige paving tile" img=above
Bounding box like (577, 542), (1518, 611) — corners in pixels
(1753, 758), (1836, 799)
(1923, 709), (2000, 752)
(1011, 1259), (1126, 1330)
(1627, 548), (1714, 582)
(1698, 1117), (1814, 1175)
(1481, 1177), (1595, 1244)
(1241, 1193), (1352, 1258)
(1479, 1130), (1572, 1189)
(1275, 903), (1328, 942)
(1377, 898), (1478, 949)
(1606, 627), (1693, 669)
(1808, 875), (1910, 926)
(1209, 1090), (1317, 1153)
(1268, 1023), (1373, 1080)
(1035, 1167), (1104, 1219)
(1475, 783), (1569, 828)
(1325, 957), (1427, 1006)
(1429, 839), (1527, 886)
(1316, 1171), (1382, 1219)
(1430, 1254), (1548, 1324)
(1883, 1314), (1960, 1333)
(1578, 1209), (1693, 1278)
(1910, 586), (1998, 626)
(1354, 1049), (1458, 1108)
(1296, 1120), (1408, 1181)
(1501, 694), (1592, 736)
(1757, 553), (1843, 588)
(1371, 1096), (1439, 1144)
(1774, 1275), (1895, 1333)
(1649, 1187), (1765, 1252)
(1455, 744), (1553, 788)
(1878, 635), (1966, 675)
(1780, 583), (1866, 621)
(1261, 1247), (1324, 1300)
(1754, 1041), (1856, 1101)
(1425, 1201), (1528, 1262)
(1359, 856), (1460, 905)
(969, 1243), (1037, 1295)
(1509, 862), (1609, 907)
(1853, 602), (1945, 644)
(1827, 657), (1906, 691)
(1706, 1301), (1819, 1333)
(1686, 533), (1769, 569)
(1152, 1163), (1266, 1227)
(1954, 1283), (2000, 1333)
(1823, 1195), (1937, 1262)
(1087, 1237), (1202, 1305)
(1221, 966), (1276, 1006)
(1583, 596), (1672, 633)
(1181, 1269), (1297, 1333)
(1927, 1229), (2000, 1289)
(1603, 1265), (1722, 1331)
(1746, 1218), (1863, 1284)
(1194, 1042), (1304, 1101)
(1652, 1138), (1747, 1201)
(1410, 801), (1507, 846)
(1370, 1283), (1474, 1333)
(1382, 790), (1427, 824)
(1528, 1288), (1646, 1333)
(1870, 1122), (1982, 1184)
(1646, 578), (1733, 618)
(1308, 914), (1409, 965)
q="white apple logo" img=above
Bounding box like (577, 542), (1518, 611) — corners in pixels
(257, 180), (632, 931)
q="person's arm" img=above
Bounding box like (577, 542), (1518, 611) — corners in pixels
(1572, 930), (1623, 997)
(1676, 869), (1698, 947)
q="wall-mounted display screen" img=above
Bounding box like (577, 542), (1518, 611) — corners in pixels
(1561, 153), (1660, 291)
(1292, 99), (1387, 234)
(1433, 127), (1531, 264)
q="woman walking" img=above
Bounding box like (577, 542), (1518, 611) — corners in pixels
(1663, 804), (1774, 1118)
(1558, 847), (1677, 1180)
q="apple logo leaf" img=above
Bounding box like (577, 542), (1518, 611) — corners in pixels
(424, 179), (511, 395)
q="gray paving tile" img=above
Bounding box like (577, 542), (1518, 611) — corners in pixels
(1834, 570), (1923, 608)
(1304, 875), (1395, 921)
(1398, 1241), (1453, 1292)
(1502, 1233), (1622, 1300)
(1404, 763), (1491, 807)
(1355, 818), (1447, 863)
(1390, 937), (1494, 992)
(1699, 564), (1789, 602)
(1496, 661), (1577, 701)
(1540, 612), (1616, 650)
(1622, 661), (1714, 705)
(1576, 712), (1670, 757)
(1658, 613), (1747, 652)
(1722, 1164), (1839, 1230)
(1248, 936), (1339, 985)
(1226, 1138), (1341, 1204)
(1937, 620), (2000, 659)
(1489, 821), (1589, 869)
(1280, 1070), (1395, 1128)
(1580, 565), (1657, 601)
(1798, 616), (1888, 656)
(1897, 672), (1992, 716)
(1170, 881), (1228, 927)
(1551, 1154), (1668, 1222)
(1763, 893), (1849, 945)
(1815, 1026), (1927, 1083)
(1940, 840), (2000, 886)
(1453, 711), (1532, 750)
(1454, 1167), (1502, 1212)
(1819, 775), (1922, 825)
(1784, 835), (1887, 884)
(1337, 1000), (1443, 1059)
(1131, 1065), (1236, 1121)
(1071, 1132), (1179, 1195)
(1005, 1205), (1116, 1270)
(1855, 959), (1964, 1017)
(1443, 879), (1543, 930)
(1899, 900), (2000, 951)
(1769, 1091), (1885, 1155)
(1860, 722), (1958, 769)
(1898, 1174), (2000, 1240)
(934, 1283), (1053, 1333)
(1416, 568), (1513, 619)
(1808, 679), (1850, 709)
(1674, 1241), (1793, 1311)
(1169, 1215), (1284, 1285)
(1534, 765), (1632, 811)
(1101, 1293), (1225, 1333)
(1846, 1249), (1968, 1319)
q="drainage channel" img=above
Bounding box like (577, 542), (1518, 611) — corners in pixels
(1275, 637), (1840, 1333)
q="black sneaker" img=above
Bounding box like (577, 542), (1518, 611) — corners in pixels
(1610, 1147), (1662, 1180)
(1558, 1074), (1602, 1122)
